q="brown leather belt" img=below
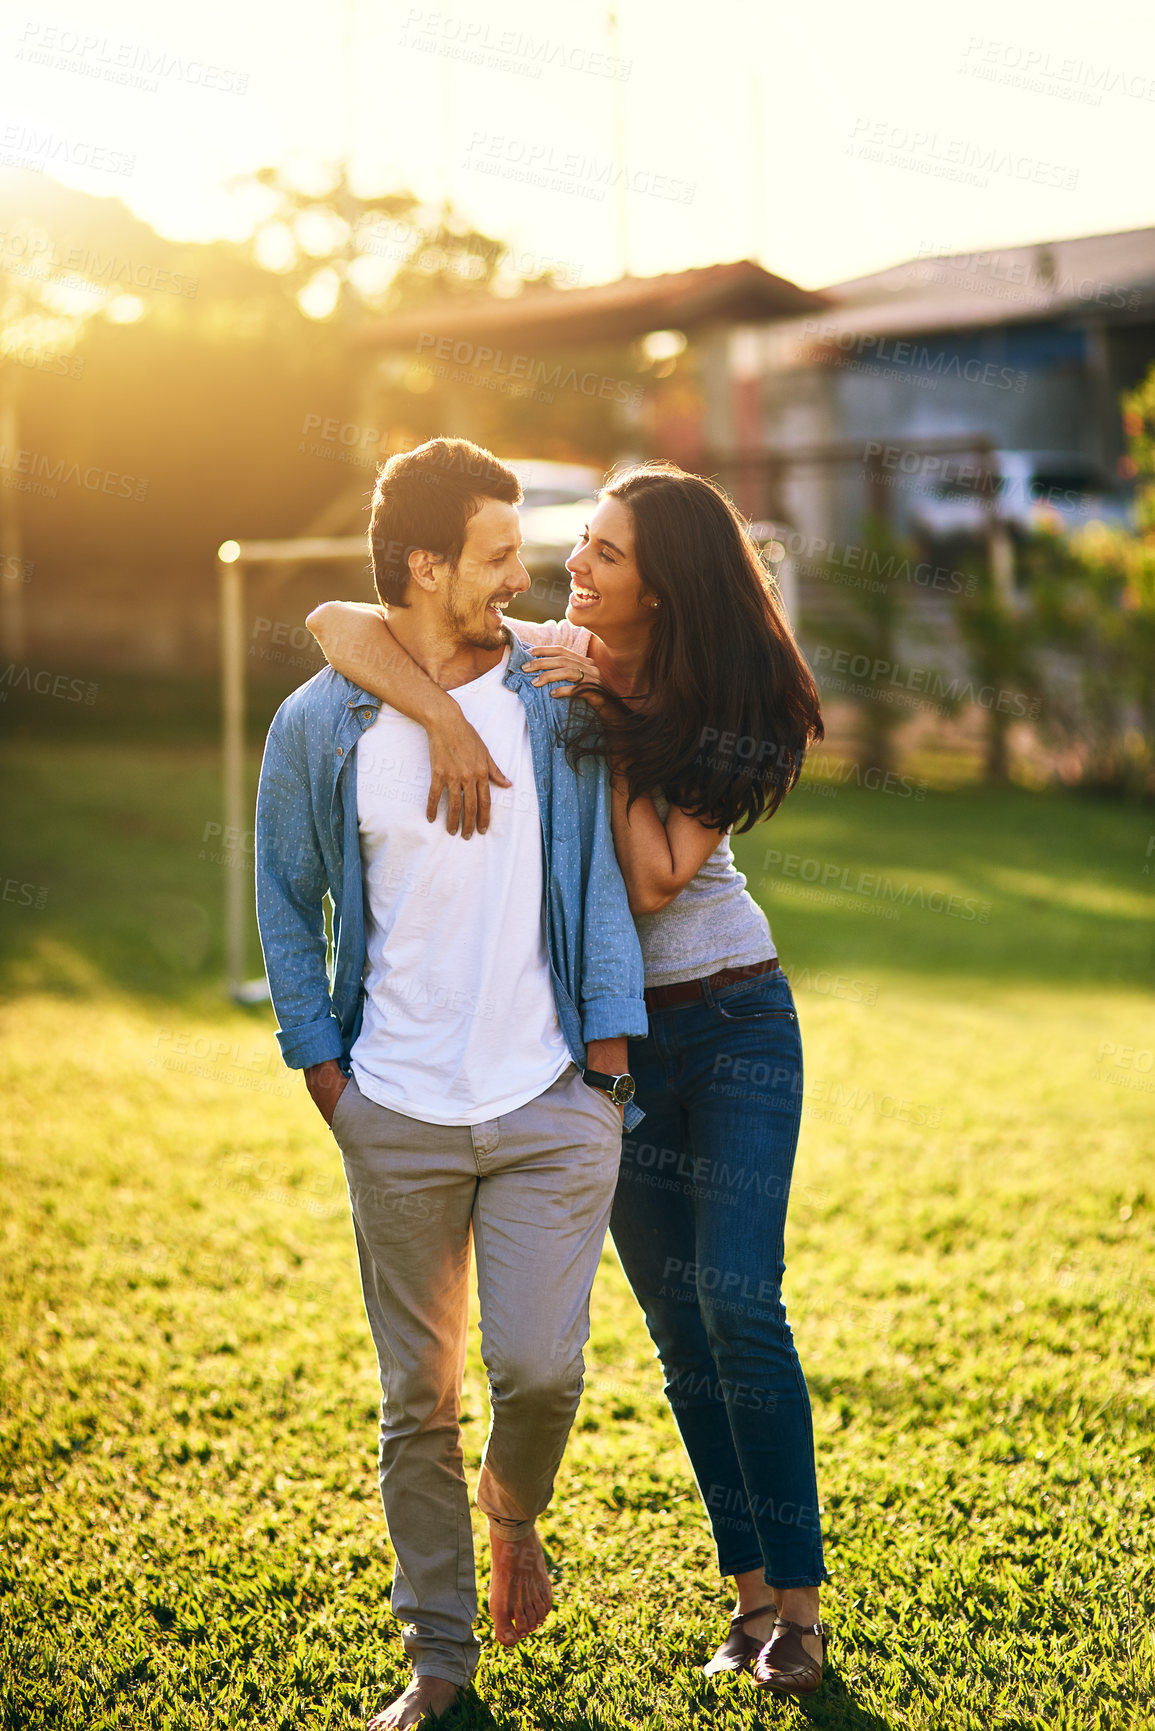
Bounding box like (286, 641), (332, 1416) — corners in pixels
(644, 956), (780, 1011)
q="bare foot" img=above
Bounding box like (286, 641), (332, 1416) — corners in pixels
(367, 1675), (460, 1729)
(487, 1520), (553, 1646)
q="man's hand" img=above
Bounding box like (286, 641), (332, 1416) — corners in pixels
(426, 709), (512, 839)
(304, 1059), (348, 1127)
(586, 1038), (629, 1120)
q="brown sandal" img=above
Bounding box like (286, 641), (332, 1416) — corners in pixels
(701, 1605), (778, 1676)
(752, 1617), (828, 1695)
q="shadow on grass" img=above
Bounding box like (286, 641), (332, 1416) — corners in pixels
(442, 1666), (896, 1731)
(792, 1665), (896, 1731)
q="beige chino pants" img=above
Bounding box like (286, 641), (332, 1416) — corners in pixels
(330, 1062), (623, 1686)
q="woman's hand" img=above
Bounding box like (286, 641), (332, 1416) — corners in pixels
(523, 647), (606, 701)
(427, 708), (512, 838)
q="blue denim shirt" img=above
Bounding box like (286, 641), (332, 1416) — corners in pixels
(255, 632), (647, 1130)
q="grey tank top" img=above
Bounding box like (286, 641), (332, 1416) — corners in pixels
(507, 621), (775, 989)
(634, 792), (776, 988)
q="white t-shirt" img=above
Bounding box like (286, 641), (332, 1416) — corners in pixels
(351, 648), (571, 1125)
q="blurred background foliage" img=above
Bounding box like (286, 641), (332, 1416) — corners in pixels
(1, 164), (1153, 800)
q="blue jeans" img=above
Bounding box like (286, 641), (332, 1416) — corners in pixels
(610, 968), (826, 1589)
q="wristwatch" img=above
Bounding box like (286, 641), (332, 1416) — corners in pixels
(582, 1068), (636, 1107)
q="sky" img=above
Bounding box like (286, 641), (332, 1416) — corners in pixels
(3, 0), (1153, 292)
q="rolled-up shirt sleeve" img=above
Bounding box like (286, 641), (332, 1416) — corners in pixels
(578, 755), (648, 1046)
(255, 722), (344, 1071)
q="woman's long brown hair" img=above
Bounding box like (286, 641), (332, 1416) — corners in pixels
(568, 462), (824, 833)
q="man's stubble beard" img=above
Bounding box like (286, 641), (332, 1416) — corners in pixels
(444, 570), (506, 651)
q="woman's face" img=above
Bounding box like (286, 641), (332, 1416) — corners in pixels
(564, 495), (657, 634)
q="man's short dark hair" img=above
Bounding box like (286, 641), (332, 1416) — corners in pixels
(368, 438), (522, 607)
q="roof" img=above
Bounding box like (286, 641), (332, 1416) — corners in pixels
(793, 226), (1155, 345)
(357, 260), (827, 351)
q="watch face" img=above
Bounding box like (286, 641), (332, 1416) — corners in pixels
(611, 1074), (636, 1106)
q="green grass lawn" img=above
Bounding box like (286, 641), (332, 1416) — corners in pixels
(1, 742), (1152, 1730)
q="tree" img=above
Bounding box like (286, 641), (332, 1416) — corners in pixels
(1020, 375), (1155, 799)
(236, 163), (540, 328)
(951, 556), (1040, 784)
(803, 518), (912, 775)
(0, 200), (102, 656)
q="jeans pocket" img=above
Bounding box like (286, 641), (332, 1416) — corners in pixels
(716, 990), (797, 1023)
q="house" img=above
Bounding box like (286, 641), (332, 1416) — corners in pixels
(706, 226), (1155, 556)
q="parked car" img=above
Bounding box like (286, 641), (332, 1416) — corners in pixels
(508, 460), (602, 623)
(909, 449), (1135, 543)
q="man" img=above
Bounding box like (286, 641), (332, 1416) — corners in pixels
(255, 438), (646, 1730)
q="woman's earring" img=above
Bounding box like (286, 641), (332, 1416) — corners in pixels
(648, 598), (660, 609)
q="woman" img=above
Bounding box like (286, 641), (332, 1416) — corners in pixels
(308, 462), (829, 1695)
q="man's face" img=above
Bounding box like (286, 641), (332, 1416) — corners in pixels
(438, 497), (531, 650)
